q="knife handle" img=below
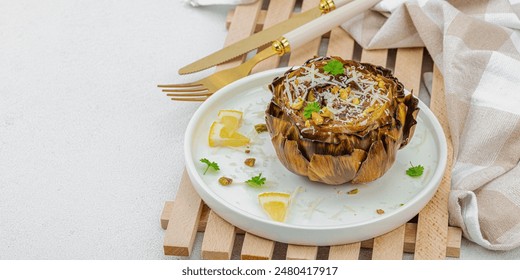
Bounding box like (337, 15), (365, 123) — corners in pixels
(321, 0), (360, 14)
(283, 0), (381, 51)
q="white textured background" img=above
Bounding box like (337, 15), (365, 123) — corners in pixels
(1, 0), (519, 259)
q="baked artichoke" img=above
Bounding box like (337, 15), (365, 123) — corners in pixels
(265, 56), (419, 185)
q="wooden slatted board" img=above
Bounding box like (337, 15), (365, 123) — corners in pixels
(162, 0), (462, 260)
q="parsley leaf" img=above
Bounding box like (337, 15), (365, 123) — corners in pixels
(245, 173), (266, 188)
(323, 59), (344, 75)
(406, 162), (424, 177)
(200, 158), (220, 175)
(303, 102), (321, 119)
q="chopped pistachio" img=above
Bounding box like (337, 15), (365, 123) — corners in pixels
(244, 158), (256, 167)
(218, 177), (233, 186)
(339, 88), (349, 100)
(308, 90), (315, 102)
(291, 98), (304, 110)
(320, 107), (333, 118)
(347, 188), (358, 195)
(363, 106), (376, 115)
(311, 112), (324, 125)
(254, 124), (268, 133)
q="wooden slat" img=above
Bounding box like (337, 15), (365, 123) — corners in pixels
(201, 211), (237, 260)
(326, 27), (356, 59)
(252, 0), (297, 73)
(447, 227), (463, 258)
(199, 1), (263, 260)
(360, 48), (408, 260)
(162, 201), (247, 233)
(226, 9), (267, 33)
(161, 201), (209, 231)
(394, 48), (424, 96)
(241, 233), (275, 260)
(360, 49), (388, 66)
(323, 26), (362, 261)
(200, 1), (263, 259)
(287, 0), (322, 66)
(369, 47), (425, 260)
(414, 65), (452, 259)
(199, 203), (211, 232)
(404, 222), (418, 254)
(360, 239), (374, 250)
(371, 226), (405, 260)
(163, 170), (203, 256)
(278, 0), (323, 258)
(240, 0), (297, 259)
(324, 24), (362, 261)
(328, 243), (361, 260)
(218, 1), (263, 70)
(160, 201), (174, 230)
(286, 245), (318, 260)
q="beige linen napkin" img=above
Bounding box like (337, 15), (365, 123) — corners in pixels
(341, 0), (520, 251)
(188, 0), (520, 250)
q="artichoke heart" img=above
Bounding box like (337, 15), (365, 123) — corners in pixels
(265, 56), (419, 185)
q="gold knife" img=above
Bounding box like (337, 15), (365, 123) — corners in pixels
(178, 0), (352, 75)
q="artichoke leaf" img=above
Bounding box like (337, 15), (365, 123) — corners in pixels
(271, 133), (291, 170)
(400, 94), (420, 148)
(283, 139), (310, 176)
(272, 132), (310, 176)
(352, 140), (388, 184)
(308, 149), (367, 185)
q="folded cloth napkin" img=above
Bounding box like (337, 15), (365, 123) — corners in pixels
(342, 0), (520, 251)
(189, 0), (520, 250)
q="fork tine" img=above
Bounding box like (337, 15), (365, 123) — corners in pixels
(171, 97), (207, 102)
(161, 87), (207, 93)
(166, 91), (212, 97)
(157, 82), (202, 88)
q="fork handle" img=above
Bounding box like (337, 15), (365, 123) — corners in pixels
(283, 0), (381, 51)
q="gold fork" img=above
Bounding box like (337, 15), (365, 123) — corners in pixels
(158, 0), (379, 102)
(158, 45), (283, 102)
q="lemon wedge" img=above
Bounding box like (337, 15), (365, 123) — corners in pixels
(208, 121), (250, 147)
(258, 192), (291, 222)
(218, 109), (243, 136)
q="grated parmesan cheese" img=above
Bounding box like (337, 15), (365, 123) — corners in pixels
(281, 58), (393, 127)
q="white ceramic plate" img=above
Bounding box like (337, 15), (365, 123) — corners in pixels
(184, 68), (447, 246)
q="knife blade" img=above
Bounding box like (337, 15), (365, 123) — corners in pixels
(178, 0), (352, 75)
